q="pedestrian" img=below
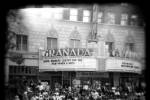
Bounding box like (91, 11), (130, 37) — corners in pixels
(14, 95), (20, 100)
(23, 91), (29, 100)
(30, 94), (37, 100)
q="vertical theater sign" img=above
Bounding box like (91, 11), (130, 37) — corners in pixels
(88, 4), (99, 42)
(39, 48), (98, 71)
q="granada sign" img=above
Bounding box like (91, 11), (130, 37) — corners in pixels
(41, 48), (92, 57)
(39, 48), (97, 71)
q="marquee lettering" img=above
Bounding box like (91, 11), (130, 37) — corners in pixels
(44, 50), (49, 57)
(55, 49), (62, 56)
(70, 49), (77, 56)
(51, 49), (55, 57)
(62, 48), (69, 56)
(84, 49), (91, 56)
(42, 48), (92, 57)
(77, 49), (80, 56)
(112, 48), (139, 60)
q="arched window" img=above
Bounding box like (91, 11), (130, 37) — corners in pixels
(69, 27), (81, 48)
(46, 25), (58, 49)
(124, 34), (135, 52)
(16, 34), (28, 51)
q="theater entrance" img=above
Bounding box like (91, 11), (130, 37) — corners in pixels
(39, 71), (76, 88)
(51, 76), (62, 89)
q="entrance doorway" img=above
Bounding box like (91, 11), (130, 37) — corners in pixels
(62, 79), (70, 88)
(39, 71), (76, 88)
(51, 76), (62, 89)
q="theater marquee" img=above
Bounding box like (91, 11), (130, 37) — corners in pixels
(39, 48), (98, 71)
(105, 58), (142, 73)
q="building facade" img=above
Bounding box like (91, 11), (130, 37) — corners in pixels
(5, 3), (145, 88)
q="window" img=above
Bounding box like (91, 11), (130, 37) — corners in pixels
(63, 8), (70, 20)
(70, 39), (80, 48)
(54, 8), (63, 20)
(47, 37), (57, 49)
(105, 42), (114, 57)
(78, 9), (83, 21)
(17, 66), (21, 74)
(125, 43), (134, 52)
(121, 14), (128, 25)
(138, 18), (145, 27)
(98, 12), (103, 23)
(25, 66), (28, 74)
(9, 66), (37, 75)
(70, 9), (78, 21)
(16, 34), (28, 51)
(9, 66), (20, 74)
(20, 66), (24, 74)
(130, 15), (138, 26)
(83, 10), (90, 22)
(106, 13), (115, 24)
(9, 66), (14, 74)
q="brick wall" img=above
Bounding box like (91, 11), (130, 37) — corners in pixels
(27, 19), (145, 59)
(28, 21), (91, 52)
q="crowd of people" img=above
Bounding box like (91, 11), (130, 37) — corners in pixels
(5, 78), (146, 100)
